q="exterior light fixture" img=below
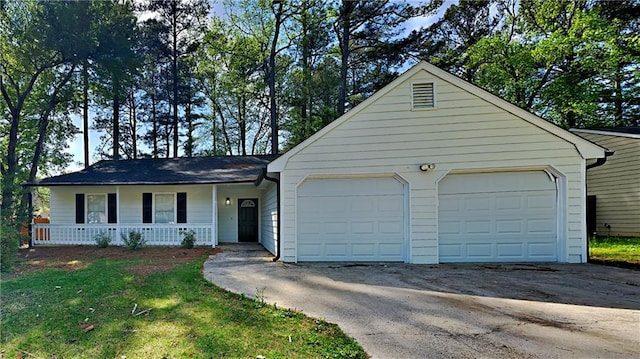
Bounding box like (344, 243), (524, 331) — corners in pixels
(225, 197), (231, 205)
(420, 163), (436, 172)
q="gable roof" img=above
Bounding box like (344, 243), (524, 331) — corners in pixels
(30, 155), (278, 186)
(571, 127), (640, 139)
(268, 61), (606, 172)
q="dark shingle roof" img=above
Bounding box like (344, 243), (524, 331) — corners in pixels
(31, 155), (278, 186)
(585, 126), (640, 135)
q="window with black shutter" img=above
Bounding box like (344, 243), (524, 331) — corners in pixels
(177, 192), (187, 223)
(142, 193), (152, 223)
(75, 193), (85, 224)
(107, 193), (117, 223)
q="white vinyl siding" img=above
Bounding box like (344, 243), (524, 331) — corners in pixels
(578, 132), (640, 236)
(260, 181), (278, 255)
(275, 69), (587, 264)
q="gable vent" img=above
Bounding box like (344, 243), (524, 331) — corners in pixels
(412, 83), (434, 109)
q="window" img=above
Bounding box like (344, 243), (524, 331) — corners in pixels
(142, 192), (187, 224)
(87, 194), (106, 224)
(155, 194), (175, 223)
(76, 193), (117, 224)
(412, 82), (434, 109)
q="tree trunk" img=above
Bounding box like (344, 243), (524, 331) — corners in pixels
(113, 75), (120, 160)
(152, 90), (158, 158)
(83, 62), (90, 168)
(268, 1), (283, 155)
(131, 93), (137, 159)
(172, 1), (179, 158)
(337, 1), (355, 116)
(239, 94), (246, 156)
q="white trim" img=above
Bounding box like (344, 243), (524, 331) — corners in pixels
(212, 184), (218, 247)
(570, 128), (640, 140)
(269, 61), (606, 173)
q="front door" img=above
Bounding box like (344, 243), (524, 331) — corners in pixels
(238, 198), (259, 242)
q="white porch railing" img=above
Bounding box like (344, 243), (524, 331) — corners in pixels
(31, 224), (214, 247)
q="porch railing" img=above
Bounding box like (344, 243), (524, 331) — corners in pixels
(31, 224), (214, 247)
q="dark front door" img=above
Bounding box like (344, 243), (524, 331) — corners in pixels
(238, 198), (259, 242)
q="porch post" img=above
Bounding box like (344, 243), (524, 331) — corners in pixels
(212, 184), (217, 247)
(116, 186), (121, 245)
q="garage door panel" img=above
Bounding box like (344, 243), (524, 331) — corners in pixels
(298, 177), (405, 262)
(326, 221), (347, 234)
(439, 171), (557, 263)
(496, 220), (523, 234)
(497, 243), (524, 257)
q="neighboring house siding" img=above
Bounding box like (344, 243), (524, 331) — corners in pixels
(277, 69), (586, 263)
(578, 133), (640, 236)
(260, 181), (278, 255)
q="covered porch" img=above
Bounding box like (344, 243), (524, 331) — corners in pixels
(27, 156), (278, 250)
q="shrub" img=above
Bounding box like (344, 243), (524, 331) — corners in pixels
(94, 232), (112, 248)
(180, 230), (196, 249)
(1, 225), (21, 272)
(121, 231), (146, 250)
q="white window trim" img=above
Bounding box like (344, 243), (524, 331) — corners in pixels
(411, 81), (436, 111)
(152, 192), (177, 224)
(86, 193), (107, 225)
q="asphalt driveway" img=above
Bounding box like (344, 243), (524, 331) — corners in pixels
(203, 244), (640, 359)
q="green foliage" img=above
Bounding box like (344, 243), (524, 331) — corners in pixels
(0, 256), (367, 358)
(589, 237), (640, 265)
(93, 232), (112, 248)
(120, 231), (145, 250)
(180, 230), (196, 249)
(0, 224), (21, 272)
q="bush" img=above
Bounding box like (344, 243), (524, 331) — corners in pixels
(1, 225), (21, 272)
(121, 231), (145, 250)
(180, 230), (196, 249)
(94, 232), (112, 248)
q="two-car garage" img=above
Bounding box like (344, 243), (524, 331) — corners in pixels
(295, 171), (559, 263)
(268, 62), (605, 264)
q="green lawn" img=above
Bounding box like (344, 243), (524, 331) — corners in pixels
(0, 255), (366, 358)
(589, 237), (640, 268)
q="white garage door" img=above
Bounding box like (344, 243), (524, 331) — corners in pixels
(297, 177), (405, 261)
(438, 171), (557, 263)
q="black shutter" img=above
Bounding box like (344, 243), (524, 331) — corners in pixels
(143, 193), (152, 223)
(177, 192), (187, 223)
(107, 193), (117, 223)
(75, 194), (85, 224)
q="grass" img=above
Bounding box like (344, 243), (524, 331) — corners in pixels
(589, 237), (640, 269)
(0, 255), (367, 358)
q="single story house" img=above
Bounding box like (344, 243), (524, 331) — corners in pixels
(30, 61), (608, 264)
(571, 127), (639, 237)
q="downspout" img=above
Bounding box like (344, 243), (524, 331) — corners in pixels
(262, 168), (281, 262)
(584, 150), (614, 262)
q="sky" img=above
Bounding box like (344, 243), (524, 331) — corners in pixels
(62, 0), (453, 173)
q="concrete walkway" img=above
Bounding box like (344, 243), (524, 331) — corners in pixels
(203, 244), (640, 359)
